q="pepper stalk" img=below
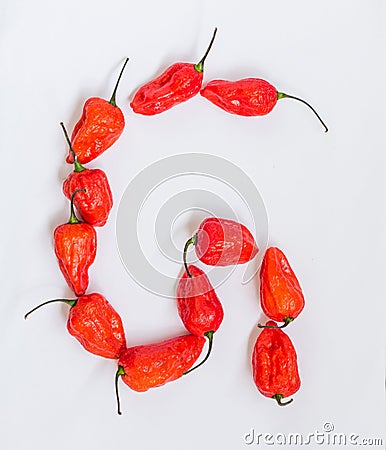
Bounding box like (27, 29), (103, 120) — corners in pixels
(24, 298), (77, 320)
(183, 330), (214, 375)
(194, 28), (218, 73)
(60, 122), (85, 172)
(183, 234), (198, 278)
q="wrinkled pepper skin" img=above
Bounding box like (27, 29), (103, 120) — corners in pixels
(130, 63), (204, 115)
(195, 217), (258, 266)
(260, 247), (305, 324)
(54, 221), (96, 297)
(201, 78), (328, 132)
(66, 58), (129, 164)
(201, 78), (278, 116)
(118, 334), (205, 392)
(252, 321), (300, 405)
(24, 293), (126, 359)
(63, 168), (113, 227)
(130, 28), (217, 116)
(177, 265), (223, 336)
(67, 293), (126, 359)
(66, 97), (125, 164)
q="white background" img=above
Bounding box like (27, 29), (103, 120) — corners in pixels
(1, 0), (385, 449)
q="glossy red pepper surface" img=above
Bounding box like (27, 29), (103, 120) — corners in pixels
(201, 78), (328, 131)
(66, 58), (129, 164)
(130, 29), (217, 115)
(201, 78), (278, 116)
(117, 334), (205, 392)
(25, 293), (126, 359)
(252, 321), (300, 406)
(189, 217), (258, 266)
(54, 222), (96, 296)
(54, 190), (96, 296)
(260, 247), (305, 325)
(130, 63), (204, 115)
(67, 293), (126, 359)
(177, 265), (223, 336)
(66, 98), (125, 164)
(63, 168), (113, 227)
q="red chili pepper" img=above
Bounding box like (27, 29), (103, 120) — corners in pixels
(130, 28), (217, 115)
(183, 217), (258, 268)
(115, 334), (205, 414)
(24, 293), (126, 359)
(61, 123), (113, 227)
(252, 321), (300, 406)
(66, 58), (129, 164)
(54, 189), (96, 296)
(201, 78), (328, 132)
(176, 265), (224, 373)
(258, 247), (305, 329)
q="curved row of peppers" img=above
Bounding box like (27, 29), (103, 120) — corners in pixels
(25, 28), (317, 413)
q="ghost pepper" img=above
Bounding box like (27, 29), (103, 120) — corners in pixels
(24, 293), (126, 359)
(115, 334), (205, 414)
(177, 265), (224, 373)
(183, 217), (258, 270)
(130, 29), (217, 115)
(201, 78), (328, 132)
(252, 321), (301, 406)
(54, 189), (96, 296)
(66, 58), (129, 164)
(258, 247), (305, 329)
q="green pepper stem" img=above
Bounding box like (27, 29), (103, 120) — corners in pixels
(277, 92), (328, 132)
(273, 394), (294, 406)
(24, 298), (77, 320)
(115, 366), (126, 415)
(258, 317), (294, 329)
(60, 122), (85, 172)
(183, 234), (198, 278)
(109, 58), (129, 107)
(194, 27), (218, 73)
(68, 188), (86, 224)
(183, 330), (214, 375)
